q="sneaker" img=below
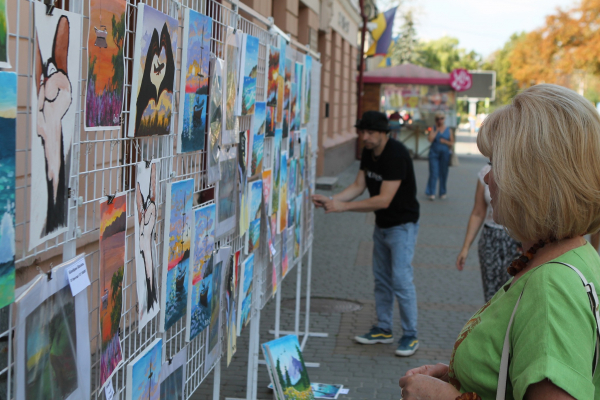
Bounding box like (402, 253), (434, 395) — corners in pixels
(354, 326), (394, 345)
(440, 194), (447, 200)
(428, 195), (435, 201)
(395, 335), (419, 356)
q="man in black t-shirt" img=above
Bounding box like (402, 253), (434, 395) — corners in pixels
(312, 111), (420, 357)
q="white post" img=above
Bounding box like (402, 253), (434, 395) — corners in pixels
(274, 286), (281, 338)
(301, 245), (313, 350)
(295, 259), (302, 337)
(213, 361), (221, 400)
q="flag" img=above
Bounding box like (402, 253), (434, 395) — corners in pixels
(366, 7), (398, 57)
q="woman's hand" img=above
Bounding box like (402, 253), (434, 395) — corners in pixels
(404, 363), (450, 382)
(456, 247), (468, 271)
(399, 373), (460, 400)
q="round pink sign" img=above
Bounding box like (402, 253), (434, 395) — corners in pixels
(450, 69), (472, 92)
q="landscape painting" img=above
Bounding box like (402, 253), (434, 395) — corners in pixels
(226, 251), (240, 366)
(126, 338), (162, 400)
(283, 58), (293, 137)
(312, 383), (344, 399)
(248, 179), (263, 223)
(237, 253), (255, 335)
(246, 218), (261, 255)
(0, 71), (15, 309)
(304, 55), (312, 125)
(295, 62), (304, 130)
(216, 147), (237, 238)
(128, 4), (178, 137)
(99, 193), (126, 389)
(224, 28), (242, 142)
(267, 45), (280, 107)
(254, 101), (266, 135)
(241, 35), (259, 115)
(178, 9), (211, 153)
(272, 129), (283, 214)
(161, 179), (194, 332)
(208, 58), (224, 183)
(85, 0), (126, 130)
(262, 169), (273, 215)
(186, 203), (215, 341)
(266, 106), (276, 137)
(159, 348), (186, 400)
(261, 342), (284, 400)
(249, 131), (264, 177)
(0, 0), (9, 68)
(278, 151), (288, 233)
(290, 82), (298, 132)
(277, 75), (285, 123)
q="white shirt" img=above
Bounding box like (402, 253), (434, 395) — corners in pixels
(478, 165), (503, 229)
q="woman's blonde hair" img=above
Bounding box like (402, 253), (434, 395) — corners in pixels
(477, 84), (600, 243)
(435, 111), (446, 119)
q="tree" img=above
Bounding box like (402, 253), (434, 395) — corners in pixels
(390, 10), (419, 65)
(417, 36), (481, 73)
(111, 13), (126, 90)
(276, 358), (286, 388)
(110, 266), (124, 337)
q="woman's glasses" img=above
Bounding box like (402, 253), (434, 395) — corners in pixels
(435, 117), (444, 121)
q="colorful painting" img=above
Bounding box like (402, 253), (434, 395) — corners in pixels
(226, 250), (240, 366)
(246, 218), (261, 255)
(295, 62), (304, 130)
(299, 128), (307, 191)
(294, 193), (303, 258)
(205, 246), (230, 375)
(216, 146), (237, 238)
(277, 75), (285, 123)
(289, 130), (296, 159)
(224, 28), (242, 143)
(238, 131), (250, 237)
(262, 169), (273, 216)
(126, 338), (162, 400)
(99, 193), (126, 389)
(267, 45), (280, 107)
(254, 101), (267, 135)
(288, 179), (296, 230)
(262, 343), (284, 400)
(134, 160), (160, 332)
(85, 0), (126, 130)
(15, 255), (91, 400)
(272, 129), (283, 214)
(304, 56), (312, 125)
(248, 179), (263, 222)
(186, 203), (215, 341)
(0, 72), (15, 309)
(208, 57), (224, 183)
(312, 383), (344, 399)
(178, 9), (211, 153)
(289, 159), (297, 203)
(263, 335), (315, 400)
(237, 253), (255, 335)
(159, 348), (186, 400)
(128, 4), (177, 137)
(241, 35), (259, 115)
(30, 4), (81, 250)
(161, 179), (194, 332)
(0, 0), (9, 68)
(266, 106), (276, 137)
(290, 82), (298, 132)
(278, 151), (288, 233)
(283, 58), (293, 138)
(249, 131), (264, 177)
(281, 228), (289, 278)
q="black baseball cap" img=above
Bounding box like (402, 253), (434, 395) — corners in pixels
(355, 111), (390, 132)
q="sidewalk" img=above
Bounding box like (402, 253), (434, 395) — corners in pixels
(194, 153), (488, 400)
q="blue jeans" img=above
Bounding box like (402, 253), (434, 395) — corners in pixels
(372, 222), (419, 337)
(426, 148), (450, 196)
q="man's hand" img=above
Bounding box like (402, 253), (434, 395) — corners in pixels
(311, 194), (328, 208)
(311, 194), (346, 213)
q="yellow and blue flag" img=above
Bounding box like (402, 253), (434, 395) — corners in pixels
(366, 7), (398, 57)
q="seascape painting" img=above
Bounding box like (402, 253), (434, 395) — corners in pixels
(30, 4), (81, 250)
(161, 179), (194, 332)
(254, 102), (266, 135)
(304, 55), (312, 125)
(241, 35), (259, 115)
(272, 129), (283, 214)
(208, 58), (224, 183)
(278, 151), (288, 233)
(248, 179), (263, 222)
(0, 0), (9, 68)
(224, 28), (242, 142)
(99, 193), (126, 388)
(186, 204), (215, 341)
(267, 45), (280, 107)
(250, 132), (264, 177)
(128, 4), (178, 137)
(237, 253), (255, 335)
(295, 62), (304, 130)
(266, 106), (276, 137)
(159, 349), (186, 400)
(216, 147), (237, 238)
(246, 218), (261, 255)
(126, 338), (162, 400)
(178, 9), (211, 152)
(85, 0), (126, 130)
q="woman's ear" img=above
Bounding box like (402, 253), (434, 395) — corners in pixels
(53, 16), (70, 74)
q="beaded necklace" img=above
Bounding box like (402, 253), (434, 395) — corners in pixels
(507, 238), (556, 276)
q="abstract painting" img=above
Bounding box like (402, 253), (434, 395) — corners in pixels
(128, 4), (177, 137)
(283, 58), (293, 138)
(15, 255), (91, 400)
(178, 9), (211, 152)
(295, 62), (304, 130)
(262, 169), (273, 216)
(208, 57), (224, 184)
(85, 0), (126, 130)
(249, 130), (264, 178)
(278, 151), (288, 233)
(99, 193), (126, 389)
(254, 101), (266, 135)
(205, 246), (231, 375)
(0, 0), (9, 68)
(294, 193), (303, 258)
(161, 179), (194, 332)
(126, 338), (162, 400)
(272, 128), (282, 214)
(304, 55), (312, 125)
(226, 250), (240, 366)
(186, 203), (215, 341)
(267, 45), (280, 107)
(30, 3), (81, 250)
(216, 146), (237, 238)
(0, 72), (15, 309)
(262, 335), (315, 400)
(266, 106), (276, 137)
(237, 253), (255, 335)
(240, 35), (259, 115)
(224, 27), (242, 144)
(134, 160), (160, 332)
(159, 348), (186, 400)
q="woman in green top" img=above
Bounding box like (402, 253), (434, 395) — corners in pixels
(399, 84), (600, 400)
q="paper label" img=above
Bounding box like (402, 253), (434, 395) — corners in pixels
(339, 388), (349, 394)
(66, 257), (91, 296)
(104, 380), (115, 400)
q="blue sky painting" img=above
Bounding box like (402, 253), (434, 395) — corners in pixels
(130, 338), (162, 400)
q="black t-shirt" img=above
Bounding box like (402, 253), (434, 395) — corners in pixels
(360, 138), (420, 228)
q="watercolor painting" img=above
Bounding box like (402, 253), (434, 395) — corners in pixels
(246, 218), (261, 255)
(30, 4), (81, 250)
(290, 82), (298, 132)
(159, 348), (186, 400)
(208, 58), (224, 184)
(0, 72), (15, 309)
(262, 169), (273, 216)
(99, 193), (126, 389)
(216, 147), (237, 238)
(134, 160), (160, 332)
(237, 253), (255, 335)
(0, 0), (9, 68)
(304, 56), (312, 125)
(295, 62), (304, 130)
(85, 0), (126, 130)
(249, 131), (264, 177)
(272, 128), (283, 214)
(226, 250), (240, 366)
(295, 193), (302, 258)
(283, 58), (293, 137)
(161, 179), (194, 332)
(266, 106), (276, 137)
(128, 4), (177, 137)
(267, 45), (280, 107)
(263, 335), (315, 400)
(205, 247), (230, 375)
(126, 338), (162, 400)
(282, 228), (289, 277)
(278, 151), (288, 234)
(254, 101), (267, 135)
(178, 9), (211, 153)
(186, 203), (215, 341)
(277, 75), (285, 123)
(241, 35), (259, 115)
(224, 28), (242, 143)
(312, 383), (344, 399)
(248, 179), (263, 222)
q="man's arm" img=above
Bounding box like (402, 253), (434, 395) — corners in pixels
(312, 170), (367, 208)
(323, 180), (401, 213)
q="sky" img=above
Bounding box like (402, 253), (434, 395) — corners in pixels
(0, 72), (16, 118)
(382, 0), (577, 58)
(244, 35), (259, 76)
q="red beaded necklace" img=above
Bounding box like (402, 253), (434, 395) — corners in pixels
(507, 238), (555, 276)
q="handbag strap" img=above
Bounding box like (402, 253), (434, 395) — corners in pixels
(495, 262), (600, 400)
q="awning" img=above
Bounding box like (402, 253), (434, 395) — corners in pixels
(362, 63), (451, 86)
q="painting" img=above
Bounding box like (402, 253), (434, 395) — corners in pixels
(126, 338), (162, 400)
(289, 130), (296, 159)
(283, 58), (293, 138)
(281, 228), (289, 278)
(15, 255), (91, 400)
(134, 160), (160, 332)
(262, 169), (273, 216)
(208, 57), (224, 183)
(261, 343), (283, 400)
(159, 348), (186, 400)
(224, 28), (242, 144)
(30, 3), (81, 250)
(237, 253), (255, 335)
(267, 45), (280, 107)
(246, 179), (263, 254)
(312, 383), (344, 399)
(216, 146), (237, 238)
(294, 193), (303, 258)
(254, 101), (267, 135)
(289, 159), (297, 205)
(186, 203), (215, 341)
(299, 128), (307, 191)
(272, 128), (283, 214)
(205, 246), (231, 375)
(262, 335), (315, 400)
(85, 0), (126, 130)
(178, 9), (211, 153)
(226, 250), (240, 366)
(0, 72), (15, 309)
(287, 178), (296, 230)
(160, 179), (194, 332)
(290, 82), (298, 132)
(128, 4), (177, 137)
(277, 75), (285, 123)
(278, 151), (288, 234)
(99, 193), (126, 389)
(240, 35), (259, 115)
(249, 130), (264, 178)
(266, 106), (276, 137)
(304, 55), (312, 125)
(0, 0), (9, 68)
(295, 62), (304, 130)
(238, 130), (250, 237)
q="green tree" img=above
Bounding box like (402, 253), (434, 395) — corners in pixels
(109, 266), (124, 337)
(417, 36), (481, 73)
(390, 10), (419, 65)
(276, 358), (286, 388)
(285, 369), (292, 388)
(111, 13), (126, 90)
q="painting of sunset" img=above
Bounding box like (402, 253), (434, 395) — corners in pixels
(267, 45), (279, 107)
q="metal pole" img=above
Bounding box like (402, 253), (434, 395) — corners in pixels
(295, 259), (302, 337)
(274, 285), (281, 338)
(301, 245), (313, 351)
(213, 360), (221, 400)
(355, 0), (368, 160)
